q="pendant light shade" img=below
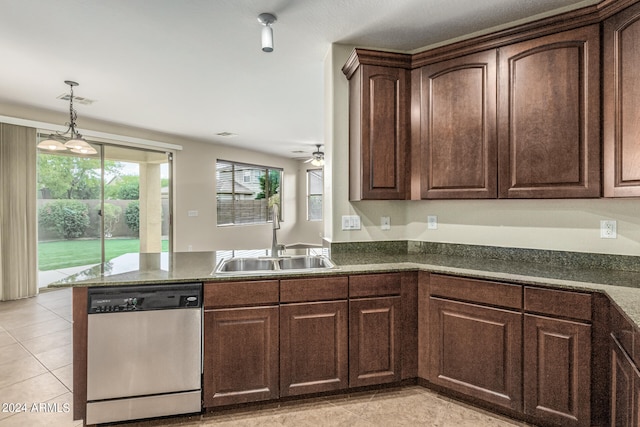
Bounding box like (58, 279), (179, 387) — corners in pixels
(67, 139), (95, 154)
(37, 138), (67, 151)
(257, 13), (276, 53)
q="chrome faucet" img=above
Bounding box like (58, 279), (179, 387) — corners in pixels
(271, 204), (285, 257)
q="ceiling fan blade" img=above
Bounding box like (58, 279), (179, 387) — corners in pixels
(304, 158), (313, 163)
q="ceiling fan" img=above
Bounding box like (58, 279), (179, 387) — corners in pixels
(304, 144), (324, 166)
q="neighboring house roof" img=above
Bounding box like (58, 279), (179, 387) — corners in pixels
(216, 179), (254, 195)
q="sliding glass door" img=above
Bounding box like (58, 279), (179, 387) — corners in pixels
(37, 137), (171, 287)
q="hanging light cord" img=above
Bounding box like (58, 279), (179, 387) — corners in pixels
(66, 82), (82, 139)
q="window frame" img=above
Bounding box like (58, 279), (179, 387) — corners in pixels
(216, 159), (283, 227)
(306, 168), (323, 221)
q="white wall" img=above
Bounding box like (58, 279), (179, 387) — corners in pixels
(173, 138), (322, 252)
(0, 102), (322, 252)
(326, 44), (640, 256)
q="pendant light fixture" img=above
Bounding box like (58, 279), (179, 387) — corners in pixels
(37, 80), (97, 155)
(257, 13), (277, 52)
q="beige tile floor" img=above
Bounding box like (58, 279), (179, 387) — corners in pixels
(0, 287), (78, 427)
(0, 288), (532, 427)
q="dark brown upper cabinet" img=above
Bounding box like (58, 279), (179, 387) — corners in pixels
(343, 49), (411, 200)
(419, 50), (498, 199)
(497, 25), (601, 198)
(344, 1), (640, 200)
(603, 2), (640, 197)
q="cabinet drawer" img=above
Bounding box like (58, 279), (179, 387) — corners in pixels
(204, 280), (279, 308)
(349, 273), (401, 298)
(280, 276), (348, 303)
(429, 274), (522, 310)
(524, 287), (591, 321)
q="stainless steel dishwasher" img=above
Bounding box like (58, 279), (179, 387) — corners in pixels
(86, 283), (202, 425)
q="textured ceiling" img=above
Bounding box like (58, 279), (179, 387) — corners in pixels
(0, 0), (598, 158)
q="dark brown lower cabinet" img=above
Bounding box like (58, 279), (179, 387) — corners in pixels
(523, 314), (591, 426)
(429, 297), (522, 411)
(610, 335), (640, 427)
(349, 296), (401, 387)
(203, 306), (279, 407)
(280, 301), (348, 397)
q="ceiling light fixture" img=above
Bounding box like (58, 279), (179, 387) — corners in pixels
(37, 80), (97, 155)
(305, 144), (325, 167)
(257, 13), (277, 53)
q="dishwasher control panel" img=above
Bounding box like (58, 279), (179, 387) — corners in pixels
(90, 297), (145, 313)
(88, 283), (202, 314)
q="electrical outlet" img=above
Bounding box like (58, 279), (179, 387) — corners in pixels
(427, 215), (438, 230)
(600, 220), (617, 239)
(381, 216), (390, 231)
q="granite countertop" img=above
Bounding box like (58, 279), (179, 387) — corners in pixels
(49, 244), (640, 327)
(49, 247), (640, 329)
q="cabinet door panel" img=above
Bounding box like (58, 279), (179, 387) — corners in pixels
(611, 336), (634, 427)
(429, 297), (522, 411)
(524, 315), (591, 426)
(280, 301), (348, 396)
(349, 297), (401, 387)
(498, 25), (600, 198)
(203, 306), (279, 407)
(604, 3), (640, 197)
(351, 64), (409, 200)
(421, 50), (497, 199)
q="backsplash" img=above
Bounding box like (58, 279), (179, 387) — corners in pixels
(330, 240), (640, 273)
(330, 240), (408, 255)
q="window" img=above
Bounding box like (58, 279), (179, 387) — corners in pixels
(216, 160), (283, 226)
(307, 168), (323, 221)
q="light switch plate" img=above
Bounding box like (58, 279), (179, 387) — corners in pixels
(188, 210), (199, 217)
(341, 215), (350, 230)
(341, 215), (361, 230)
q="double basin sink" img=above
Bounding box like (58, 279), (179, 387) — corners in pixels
(214, 255), (336, 275)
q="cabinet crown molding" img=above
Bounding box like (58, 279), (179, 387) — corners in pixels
(342, 48), (412, 80)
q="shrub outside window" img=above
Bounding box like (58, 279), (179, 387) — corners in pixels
(216, 160), (283, 226)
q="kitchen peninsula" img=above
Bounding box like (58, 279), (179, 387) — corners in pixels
(60, 242), (640, 427)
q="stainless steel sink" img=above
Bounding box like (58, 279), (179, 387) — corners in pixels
(277, 256), (334, 270)
(214, 255), (336, 275)
(215, 258), (277, 273)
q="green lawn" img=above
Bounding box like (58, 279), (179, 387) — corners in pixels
(38, 239), (169, 271)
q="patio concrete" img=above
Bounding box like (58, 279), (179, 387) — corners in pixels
(38, 264), (98, 289)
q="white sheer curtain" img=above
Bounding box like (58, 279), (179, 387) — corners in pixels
(0, 123), (37, 301)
